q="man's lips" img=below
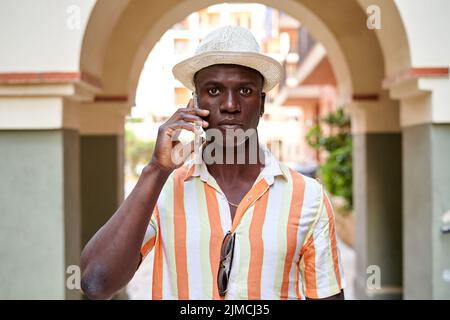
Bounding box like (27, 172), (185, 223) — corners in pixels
(218, 124), (242, 130)
(217, 120), (244, 129)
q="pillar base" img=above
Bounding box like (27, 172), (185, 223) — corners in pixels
(0, 129), (81, 299)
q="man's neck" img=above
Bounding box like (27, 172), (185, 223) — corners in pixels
(204, 138), (265, 184)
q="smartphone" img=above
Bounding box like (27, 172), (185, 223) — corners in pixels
(193, 91), (205, 163)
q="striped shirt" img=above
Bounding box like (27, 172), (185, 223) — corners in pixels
(140, 145), (345, 299)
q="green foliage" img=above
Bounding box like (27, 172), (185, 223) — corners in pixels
(125, 127), (155, 178)
(306, 108), (353, 210)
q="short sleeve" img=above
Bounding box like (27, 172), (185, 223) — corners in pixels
(299, 186), (345, 299)
(139, 208), (159, 260)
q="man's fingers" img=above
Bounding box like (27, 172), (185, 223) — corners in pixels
(177, 107), (209, 117)
(178, 113), (209, 127)
(167, 121), (196, 136)
(165, 121), (195, 142)
(172, 128), (181, 141)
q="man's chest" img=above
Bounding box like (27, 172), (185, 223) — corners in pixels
(156, 182), (314, 263)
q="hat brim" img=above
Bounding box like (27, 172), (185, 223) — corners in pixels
(172, 51), (283, 92)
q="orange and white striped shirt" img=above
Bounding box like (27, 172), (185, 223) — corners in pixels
(140, 146), (345, 299)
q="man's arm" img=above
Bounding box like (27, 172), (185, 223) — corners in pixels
(299, 182), (346, 300)
(80, 163), (171, 300)
(80, 99), (209, 299)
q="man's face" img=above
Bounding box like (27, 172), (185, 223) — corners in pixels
(194, 64), (266, 146)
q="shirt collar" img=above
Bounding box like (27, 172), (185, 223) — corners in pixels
(183, 143), (288, 185)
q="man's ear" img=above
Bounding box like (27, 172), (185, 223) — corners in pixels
(260, 92), (266, 116)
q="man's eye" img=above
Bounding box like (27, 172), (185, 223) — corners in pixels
(240, 88), (252, 95)
(208, 88), (220, 96)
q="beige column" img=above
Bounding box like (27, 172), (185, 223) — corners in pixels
(78, 99), (131, 300)
(78, 100), (130, 248)
(347, 91), (403, 299)
(388, 70), (450, 299)
(0, 80), (97, 299)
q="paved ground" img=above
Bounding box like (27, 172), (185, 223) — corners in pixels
(337, 237), (355, 299)
(126, 237), (355, 300)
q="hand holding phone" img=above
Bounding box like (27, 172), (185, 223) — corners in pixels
(192, 91), (206, 163)
(150, 94), (209, 171)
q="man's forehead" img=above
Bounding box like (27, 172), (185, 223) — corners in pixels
(194, 64), (263, 85)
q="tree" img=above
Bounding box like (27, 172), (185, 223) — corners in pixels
(125, 127), (156, 179)
(306, 108), (353, 210)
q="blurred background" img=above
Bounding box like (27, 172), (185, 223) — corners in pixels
(0, 0), (449, 300)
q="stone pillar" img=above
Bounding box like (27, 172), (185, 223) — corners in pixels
(78, 101), (128, 248)
(0, 96), (81, 299)
(390, 76), (450, 299)
(78, 100), (130, 300)
(349, 92), (403, 299)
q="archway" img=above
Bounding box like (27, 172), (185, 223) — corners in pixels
(79, 0), (410, 299)
(3, 0), (449, 300)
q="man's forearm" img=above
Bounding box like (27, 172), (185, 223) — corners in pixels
(80, 162), (172, 299)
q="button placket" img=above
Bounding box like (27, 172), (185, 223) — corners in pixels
(230, 179), (270, 233)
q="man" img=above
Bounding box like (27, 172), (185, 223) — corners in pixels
(80, 26), (345, 300)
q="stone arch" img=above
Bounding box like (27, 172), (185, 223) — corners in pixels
(80, 0), (412, 105)
(79, 0), (414, 299)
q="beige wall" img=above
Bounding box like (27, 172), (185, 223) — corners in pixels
(0, 0), (96, 72)
(2, 0), (449, 94)
(395, 0), (450, 68)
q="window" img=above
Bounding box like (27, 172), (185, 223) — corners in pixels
(200, 12), (221, 28)
(174, 38), (190, 55)
(173, 18), (189, 30)
(230, 12), (251, 29)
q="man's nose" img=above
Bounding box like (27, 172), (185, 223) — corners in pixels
(219, 90), (240, 113)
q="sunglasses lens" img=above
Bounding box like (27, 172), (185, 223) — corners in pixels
(217, 266), (229, 295)
(225, 236), (234, 254)
(221, 233), (233, 256)
(217, 232), (235, 296)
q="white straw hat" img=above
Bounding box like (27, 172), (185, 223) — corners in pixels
(172, 26), (283, 92)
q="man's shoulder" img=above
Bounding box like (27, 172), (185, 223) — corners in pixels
(279, 163), (322, 190)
